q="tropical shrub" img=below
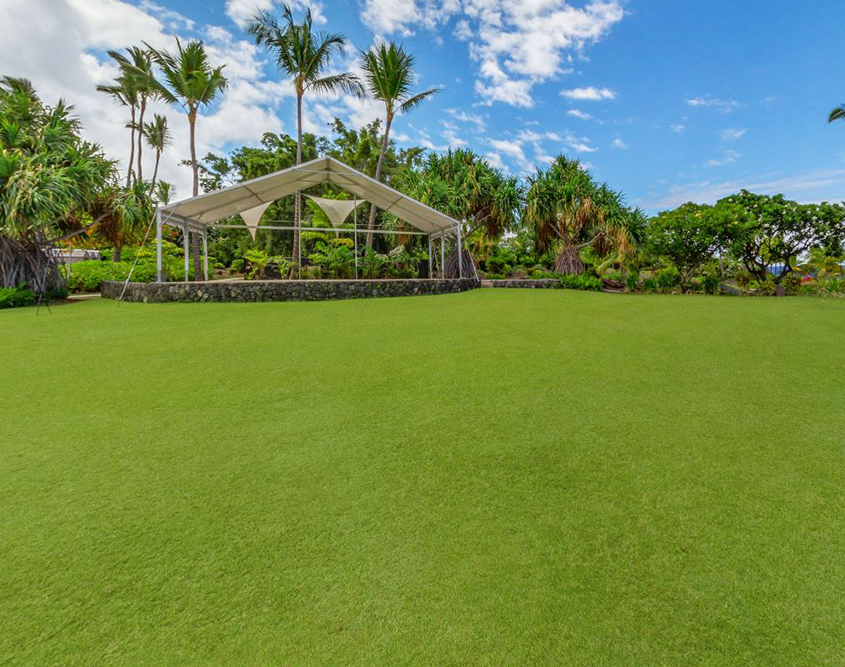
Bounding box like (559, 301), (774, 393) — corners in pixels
(559, 274), (603, 291)
(243, 248), (270, 279)
(654, 266), (681, 292)
(0, 285), (36, 308)
(625, 269), (640, 292)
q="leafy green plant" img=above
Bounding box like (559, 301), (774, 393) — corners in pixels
(0, 285), (36, 308)
(625, 269), (640, 292)
(229, 258), (244, 274)
(559, 274), (603, 291)
(243, 248), (270, 279)
(654, 266), (680, 292)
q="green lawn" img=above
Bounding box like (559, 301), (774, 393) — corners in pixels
(2, 290), (844, 666)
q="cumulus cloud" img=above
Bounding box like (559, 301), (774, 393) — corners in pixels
(225, 0), (326, 29)
(360, 0), (625, 108)
(561, 86), (616, 101)
(670, 124), (686, 133)
(0, 0), (305, 197)
(567, 109), (593, 120)
(687, 95), (739, 113)
(611, 137), (627, 149)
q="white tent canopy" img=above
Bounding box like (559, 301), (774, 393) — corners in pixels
(154, 156), (464, 282)
(305, 195), (363, 228)
(157, 156), (458, 234)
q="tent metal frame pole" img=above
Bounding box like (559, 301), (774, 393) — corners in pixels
(427, 235), (432, 279)
(440, 236), (445, 279)
(183, 223), (189, 282)
(202, 229), (209, 281)
(457, 225), (463, 279)
(155, 209), (163, 282)
(354, 203), (358, 280)
(209, 224), (429, 237)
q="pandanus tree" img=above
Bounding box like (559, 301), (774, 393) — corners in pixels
(0, 78), (138, 290)
(398, 149), (522, 276)
(140, 39), (227, 279)
(144, 114), (171, 189)
(248, 5), (361, 275)
(360, 42), (438, 248)
(525, 155), (632, 275)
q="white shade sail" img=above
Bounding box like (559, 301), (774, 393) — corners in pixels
(159, 156), (459, 235)
(305, 195), (363, 228)
(239, 202), (272, 240)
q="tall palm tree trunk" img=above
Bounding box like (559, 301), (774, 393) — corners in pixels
(366, 115), (392, 248)
(151, 150), (161, 190)
(127, 106), (136, 187)
(136, 96), (146, 181)
(291, 92), (303, 279)
(188, 108), (201, 280)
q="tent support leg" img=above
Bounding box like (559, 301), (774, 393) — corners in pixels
(156, 209), (163, 282)
(457, 225), (463, 279)
(354, 205), (358, 280)
(440, 236), (445, 279)
(183, 223), (189, 282)
(427, 235), (432, 279)
(202, 229), (209, 281)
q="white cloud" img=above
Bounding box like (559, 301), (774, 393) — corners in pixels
(611, 137), (627, 149)
(441, 120), (468, 147)
(704, 149), (741, 167)
(564, 132), (597, 153)
(359, 0), (624, 108)
(484, 151), (507, 171)
(561, 86), (617, 101)
(0, 0), (304, 197)
(567, 109), (593, 120)
(454, 19), (473, 41)
(646, 169), (845, 210)
(446, 107), (485, 130)
(225, 0), (326, 29)
(719, 128), (746, 141)
(670, 124), (686, 133)
(687, 95), (739, 113)
(360, 0), (460, 36)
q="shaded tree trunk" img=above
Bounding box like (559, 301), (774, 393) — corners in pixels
(188, 108), (201, 280)
(0, 234), (64, 293)
(113, 246), (121, 262)
(291, 92), (303, 279)
(366, 114), (392, 248)
(554, 245), (585, 275)
(127, 105), (136, 187)
(137, 96), (146, 182)
(151, 150), (160, 190)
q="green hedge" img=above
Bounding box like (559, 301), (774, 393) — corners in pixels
(64, 259), (192, 293)
(0, 286), (36, 309)
(559, 274), (604, 291)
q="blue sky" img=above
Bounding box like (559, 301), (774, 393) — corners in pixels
(5, 0), (845, 211)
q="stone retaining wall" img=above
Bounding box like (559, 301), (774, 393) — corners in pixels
(101, 278), (479, 303)
(485, 279), (560, 289)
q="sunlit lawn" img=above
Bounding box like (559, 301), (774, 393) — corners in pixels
(2, 290), (844, 666)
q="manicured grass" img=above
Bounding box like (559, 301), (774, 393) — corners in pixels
(2, 290), (844, 666)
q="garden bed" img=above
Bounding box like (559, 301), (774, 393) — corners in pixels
(101, 278), (479, 303)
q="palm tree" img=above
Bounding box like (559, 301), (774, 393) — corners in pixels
(96, 76), (138, 187)
(140, 39), (227, 279)
(144, 114), (171, 189)
(248, 5), (362, 276)
(109, 47), (157, 182)
(829, 104), (845, 124)
(360, 42), (438, 247)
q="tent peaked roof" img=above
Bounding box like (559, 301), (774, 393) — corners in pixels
(160, 156), (459, 235)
